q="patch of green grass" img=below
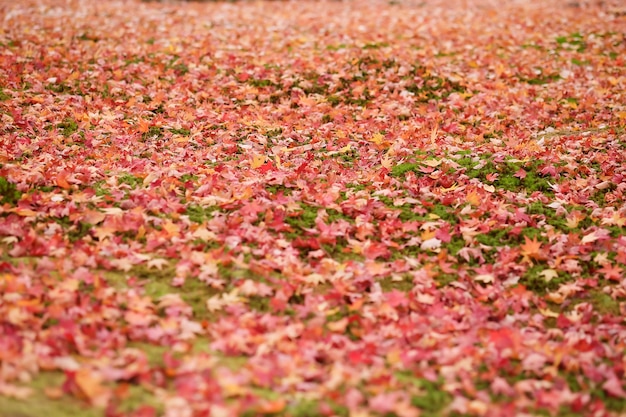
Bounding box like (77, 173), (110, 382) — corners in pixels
(0, 372), (103, 417)
(105, 264), (173, 299)
(285, 204), (354, 231)
(283, 400), (322, 417)
(570, 58), (589, 66)
(396, 372), (453, 416)
(0, 87), (10, 101)
(320, 240), (362, 262)
(33, 185), (55, 193)
(443, 236), (467, 257)
(141, 126), (164, 141)
(265, 184), (293, 196)
(91, 180), (110, 197)
(379, 275), (414, 292)
(520, 72), (562, 85)
(475, 228), (511, 247)
(326, 95), (342, 106)
(428, 203), (458, 223)
(285, 203), (318, 231)
(528, 203), (594, 233)
(247, 78), (277, 88)
(117, 173), (143, 189)
(105, 263), (221, 321)
(555, 32), (586, 52)
(165, 56), (189, 75)
(0, 177), (22, 206)
(46, 83), (73, 94)
(521, 265), (570, 295)
(521, 43), (545, 51)
(379, 195), (460, 226)
(338, 148), (360, 163)
(591, 385), (626, 413)
(124, 56), (143, 66)
(179, 174), (197, 184)
(170, 128), (190, 136)
(404, 65), (467, 102)
(575, 290), (621, 315)
(433, 271), (459, 287)
(326, 208), (354, 224)
(457, 156), (554, 194)
(391, 161), (425, 177)
(52, 216), (92, 242)
(57, 118), (79, 137)
(247, 295), (271, 312)
(76, 33), (99, 42)
(362, 42), (389, 49)
(184, 204), (220, 224)
(265, 127), (283, 138)
(475, 226), (544, 250)
(326, 43), (347, 51)
(114, 384), (163, 416)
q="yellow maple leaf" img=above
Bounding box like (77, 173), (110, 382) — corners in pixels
(466, 190), (481, 206)
(370, 132), (385, 145)
(250, 154), (266, 169)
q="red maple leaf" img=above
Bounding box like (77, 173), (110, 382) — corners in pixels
(598, 264), (623, 281)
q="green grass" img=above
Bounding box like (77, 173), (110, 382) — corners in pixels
(141, 126), (164, 141)
(0, 87), (10, 101)
(379, 275), (415, 292)
(105, 263), (222, 321)
(117, 173), (143, 189)
(52, 216), (93, 242)
(57, 118), (79, 137)
(184, 204), (220, 223)
(521, 265), (570, 295)
(555, 32), (586, 52)
(0, 372), (104, 417)
(169, 128), (191, 136)
(391, 161), (422, 177)
(285, 203), (319, 231)
(0, 177), (22, 206)
(456, 156), (554, 194)
(395, 372), (453, 417)
(0, 338), (258, 417)
(575, 290), (621, 316)
(519, 72), (562, 85)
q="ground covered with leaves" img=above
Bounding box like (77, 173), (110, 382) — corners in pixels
(1, 0), (625, 416)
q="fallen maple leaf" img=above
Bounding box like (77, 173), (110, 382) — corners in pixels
(539, 269), (559, 282)
(73, 369), (111, 408)
(147, 258), (169, 270)
(603, 375), (626, 398)
(251, 154), (266, 169)
(520, 236), (543, 262)
(82, 209), (106, 225)
(598, 264), (623, 281)
(55, 171), (72, 190)
(474, 273), (494, 284)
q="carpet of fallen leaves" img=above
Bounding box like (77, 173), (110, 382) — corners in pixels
(1, 0), (626, 416)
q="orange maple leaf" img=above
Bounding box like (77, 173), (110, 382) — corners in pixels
(520, 236), (544, 262)
(137, 118), (150, 134)
(55, 171), (71, 190)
